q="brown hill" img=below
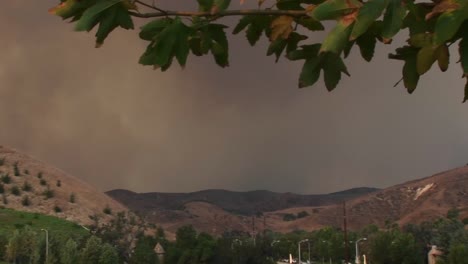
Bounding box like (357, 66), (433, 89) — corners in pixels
(107, 187), (379, 215)
(264, 165), (468, 232)
(108, 187), (378, 236)
(0, 146), (128, 226)
(109, 166), (468, 236)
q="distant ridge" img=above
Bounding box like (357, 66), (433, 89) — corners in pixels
(107, 187), (380, 215)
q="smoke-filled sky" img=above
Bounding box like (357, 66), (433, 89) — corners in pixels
(1, 1), (467, 194)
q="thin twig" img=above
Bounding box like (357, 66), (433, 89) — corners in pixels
(134, 0), (167, 14)
(128, 9), (308, 18)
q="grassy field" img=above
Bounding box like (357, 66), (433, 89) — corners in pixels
(0, 207), (89, 238)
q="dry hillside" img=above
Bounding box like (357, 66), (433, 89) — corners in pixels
(0, 146), (128, 226)
(111, 165), (468, 236)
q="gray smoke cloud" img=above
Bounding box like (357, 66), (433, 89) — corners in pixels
(0, 1), (467, 194)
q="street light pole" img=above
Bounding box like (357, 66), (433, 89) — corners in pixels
(41, 229), (48, 263)
(355, 238), (367, 264)
(298, 239), (309, 264)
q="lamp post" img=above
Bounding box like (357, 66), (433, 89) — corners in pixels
(41, 229), (48, 263)
(298, 239), (309, 264)
(355, 238), (367, 264)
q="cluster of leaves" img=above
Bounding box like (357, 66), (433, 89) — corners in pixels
(49, 0), (468, 100)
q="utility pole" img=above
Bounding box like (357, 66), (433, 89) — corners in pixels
(252, 216), (256, 246)
(343, 201), (350, 264)
(41, 229), (49, 263)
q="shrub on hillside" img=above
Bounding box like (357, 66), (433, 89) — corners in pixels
(22, 196), (31, 206)
(40, 179), (47, 186)
(22, 181), (32, 192)
(43, 187), (54, 199)
(37, 172), (43, 179)
(0, 158), (4, 166)
(297, 211), (309, 219)
(11, 185), (21, 196)
(56, 180), (61, 187)
(13, 162), (20, 176)
(103, 206), (112, 215)
(24, 169), (29, 175)
(283, 213), (297, 221)
(69, 193), (76, 203)
(0, 183), (4, 194)
(54, 206), (62, 213)
(0, 174), (11, 184)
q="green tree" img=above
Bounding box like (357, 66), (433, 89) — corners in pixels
(61, 239), (79, 264)
(5, 226), (39, 264)
(0, 234), (8, 261)
(99, 243), (120, 264)
(80, 236), (103, 264)
(49, 0), (468, 101)
(447, 243), (468, 264)
(130, 236), (158, 264)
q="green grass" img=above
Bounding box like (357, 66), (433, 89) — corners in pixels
(0, 208), (89, 239)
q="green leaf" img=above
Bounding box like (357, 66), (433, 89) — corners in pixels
(296, 17), (325, 31)
(267, 32), (307, 62)
(207, 24), (229, 67)
(350, 0), (388, 41)
(287, 44), (321, 61)
(408, 33), (433, 48)
(267, 39), (288, 62)
(309, 0), (362, 21)
(115, 4), (134, 29)
(139, 18), (192, 69)
(140, 18), (173, 41)
(322, 52), (350, 91)
(356, 32), (376, 62)
(464, 78), (468, 103)
(238, 16), (272, 46)
(381, 0), (407, 41)
(403, 2), (430, 35)
(320, 19), (354, 54)
(197, 0), (214, 12)
(277, 0), (304, 10)
(460, 30), (468, 76)
(402, 55), (419, 93)
(75, 0), (122, 31)
(433, 9), (467, 45)
(436, 44), (449, 72)
(343, 40), (354, 58)
(416, 45), (438, 75)
(299, 57), (321, 88)
(212, 0), (231, 13)
(233, 16), (254, 34)
(95, 5), (119, 46)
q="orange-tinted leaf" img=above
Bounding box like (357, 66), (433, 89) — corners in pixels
(270, 16), (294, 41)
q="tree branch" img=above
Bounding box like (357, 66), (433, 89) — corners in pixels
(134, 0), (167, 14)
(128, 9), (309, 18)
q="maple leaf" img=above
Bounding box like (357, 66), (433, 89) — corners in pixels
(270, 16), (294, 41)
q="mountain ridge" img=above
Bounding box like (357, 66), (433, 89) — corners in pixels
(107, 187), (380, 215)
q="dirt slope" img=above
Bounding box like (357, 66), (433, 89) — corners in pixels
(0, 146), (127, 226)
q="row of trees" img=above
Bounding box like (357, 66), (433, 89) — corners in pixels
(0, 226), (118, 264)
(1, 208), (467, 263)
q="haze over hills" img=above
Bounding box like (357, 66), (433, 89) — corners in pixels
(0, 146), (128, 226)
(1, 145), (466, 239)
(107, 187), (379, 215)
(108, 166), (468, 236)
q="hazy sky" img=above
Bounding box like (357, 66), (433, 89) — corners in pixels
(1, 1), (467, 194)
